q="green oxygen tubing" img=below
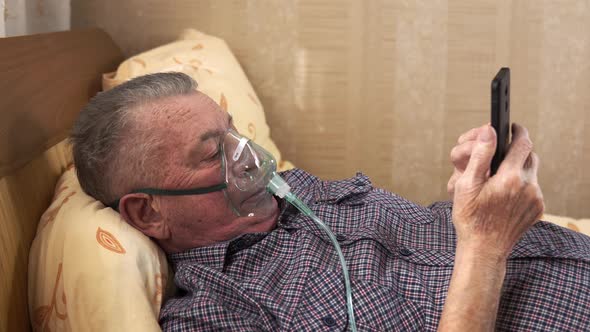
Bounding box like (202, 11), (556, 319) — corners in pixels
(267, 173), (358, 332)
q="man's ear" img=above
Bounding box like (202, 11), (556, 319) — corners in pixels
(118, 193), (170, 240)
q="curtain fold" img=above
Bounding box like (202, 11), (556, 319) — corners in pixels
(1, 0), (70, 38)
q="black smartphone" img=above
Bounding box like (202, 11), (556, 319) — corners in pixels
(491, 67), (510, 176)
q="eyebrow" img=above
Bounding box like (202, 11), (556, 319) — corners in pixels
(199, 113), (233, 142)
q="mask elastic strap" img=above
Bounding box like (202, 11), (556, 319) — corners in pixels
(108, 183), (228, 210)
(232, 137), (249, 161)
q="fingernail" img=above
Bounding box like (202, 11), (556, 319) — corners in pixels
(478, 125), (493, 142)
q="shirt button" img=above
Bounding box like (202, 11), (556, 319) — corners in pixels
(399, 248), (412, 256)
(322, 316), (337, 327)
(336, 234), (346, 241)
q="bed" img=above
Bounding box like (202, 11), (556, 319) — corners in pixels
(0, 29), (123, 332)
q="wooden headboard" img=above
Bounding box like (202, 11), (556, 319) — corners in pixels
(0, 29), (123, 332)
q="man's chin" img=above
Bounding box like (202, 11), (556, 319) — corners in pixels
(233, 196), (279, 233)
(239, 194), (279, 219)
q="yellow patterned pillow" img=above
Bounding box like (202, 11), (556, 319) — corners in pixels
(28, 166), (168, 331)
(103, 29), (294, 172)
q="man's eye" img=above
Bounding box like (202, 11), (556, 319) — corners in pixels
(209, 149), (221, 160)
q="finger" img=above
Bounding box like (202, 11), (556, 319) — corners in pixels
(457, 123), (490, 144)
(458, 127), (479, 144)
(499, 123), (533, 172)
(447, 169), (461, 197)
(463, 124), (497, 185)
(522, 152), (540, 184)
(450, 140), (475, 171)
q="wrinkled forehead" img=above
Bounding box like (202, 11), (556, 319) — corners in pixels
(143, 91), (228, 135)
(142, 92), (231, 162)
(167, 91), (223, 121)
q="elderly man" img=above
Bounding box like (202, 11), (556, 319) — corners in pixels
(71, 72), (590, 331)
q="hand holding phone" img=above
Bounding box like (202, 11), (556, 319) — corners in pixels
(491, 67), (510, 176)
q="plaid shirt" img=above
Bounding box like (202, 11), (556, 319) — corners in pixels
(160, 169), (590, 331)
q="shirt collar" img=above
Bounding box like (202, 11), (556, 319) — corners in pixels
(313, 172), (371, 204)
(168, 240), (230, 272)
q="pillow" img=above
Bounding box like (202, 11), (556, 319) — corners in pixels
(103, 28), (294, 172)
(543, 213), (590, 236)
(28, 166), (168, 331)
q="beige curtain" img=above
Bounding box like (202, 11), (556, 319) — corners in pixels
(0, 1), (4, 36)
(1, 0), (69, 37)
(73, 0), (590, 218)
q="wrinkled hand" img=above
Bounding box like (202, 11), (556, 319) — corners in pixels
(449, 123), (545, 259)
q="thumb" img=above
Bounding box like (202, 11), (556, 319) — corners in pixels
(463, 125), (497, 185)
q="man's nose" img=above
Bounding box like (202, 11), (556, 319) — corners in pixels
(235, 150), (258, 178)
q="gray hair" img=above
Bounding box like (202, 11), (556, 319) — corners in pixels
(71, 72), (197, 205)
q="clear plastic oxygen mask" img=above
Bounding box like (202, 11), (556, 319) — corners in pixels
(220, 128), (278, 217)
